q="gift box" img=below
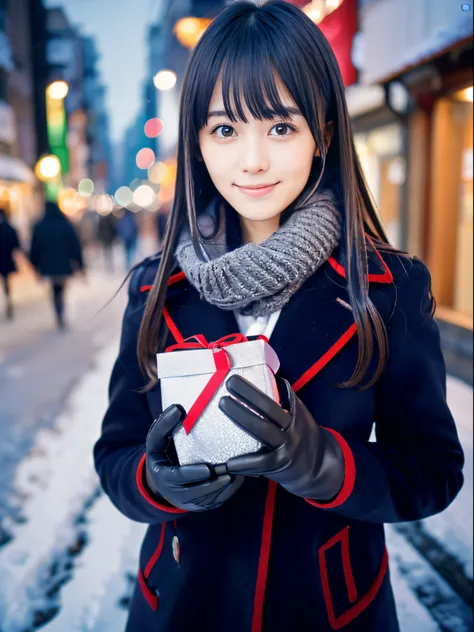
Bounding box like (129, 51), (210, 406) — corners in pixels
(156, 334), (280, 466)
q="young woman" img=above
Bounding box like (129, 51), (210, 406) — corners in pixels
(94, 2), (464, 630)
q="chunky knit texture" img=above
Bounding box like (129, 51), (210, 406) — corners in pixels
(176, 189), (342, 317)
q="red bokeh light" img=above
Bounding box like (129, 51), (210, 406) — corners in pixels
(136, 148), (155, 170)
(144, 118), (164, 138)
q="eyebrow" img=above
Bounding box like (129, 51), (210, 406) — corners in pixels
(207, 106), (302, 119)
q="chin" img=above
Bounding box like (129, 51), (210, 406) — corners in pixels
(233, 207), (283, 222)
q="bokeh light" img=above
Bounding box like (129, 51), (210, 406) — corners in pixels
(114, 186), (133, 208)
(136, 148), (155, 170)
(96, 194), (114, 215)
(35, 155), (61, 181)
(153, 70), (177, 91)
(46, 80), (69, 100)
(148, 161), (168, 185)
(174, 17), (212, 50)
(58, 188), (79, 217)
(144, 118), (164, 138)
(78, 178), (94, 197)
(132, 184), (156, 208)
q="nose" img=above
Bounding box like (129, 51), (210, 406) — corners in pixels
(239, 135), (270, 174)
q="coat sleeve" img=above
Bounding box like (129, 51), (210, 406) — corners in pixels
(93, 264), (188, 523)
(306, 258), (464, 523)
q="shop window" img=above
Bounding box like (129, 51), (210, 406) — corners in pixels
(428, 87), (473, 324)
(355, 124), (404, 248)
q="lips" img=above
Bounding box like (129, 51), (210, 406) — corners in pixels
(235, 182), (280, 198)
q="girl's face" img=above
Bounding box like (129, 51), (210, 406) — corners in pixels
(198, 76), (317, 240)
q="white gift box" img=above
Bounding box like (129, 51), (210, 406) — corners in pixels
(156, 337), (280, 466)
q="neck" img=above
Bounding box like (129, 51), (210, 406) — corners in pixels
(240, 215), (281, 245)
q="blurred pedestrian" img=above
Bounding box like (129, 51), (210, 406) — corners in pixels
(29, 200), (84, 330)
(117, 209), (138, 270)
(97, 212), (118, 272)
(94, 2), (464, 631)
(0, 206), (20, 320)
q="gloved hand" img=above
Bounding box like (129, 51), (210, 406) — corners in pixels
(145, 404), (244, 512)
(219, 375), (345, 501)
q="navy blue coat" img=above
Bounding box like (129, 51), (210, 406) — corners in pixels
(94, 241), (464, 632)
(29, 207), (83, 277)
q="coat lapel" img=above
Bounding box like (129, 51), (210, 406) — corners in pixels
(268, 264), (357, 392)
(158, 241), (394, 395)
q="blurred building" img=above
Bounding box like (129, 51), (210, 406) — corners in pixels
(347, 0), (473, 382)
(0, 0), (40, 240)
(147, 0), (224, 162)
(46, 9), (112, 196)
(82, 35), (112, 194)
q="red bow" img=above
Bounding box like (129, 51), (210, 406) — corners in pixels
(165, 333), (268, 434)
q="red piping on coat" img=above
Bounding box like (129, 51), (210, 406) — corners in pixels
(138, 568), (158, 610)
(138, 523), (167, 610)
(305, 428), (356, 509)
(328, 244), (393, 285)
(319, 525), (389, 630)
(251, 480), (278, 632)
(292, 323), (358, 393)
(136, 453), (187, 514)
(145, 523), (167, 578)
(140, 270), (187, 293)
(163, 306), (185, 344)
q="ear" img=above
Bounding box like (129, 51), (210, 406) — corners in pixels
(314, 122), (334, 158)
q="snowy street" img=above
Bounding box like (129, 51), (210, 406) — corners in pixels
(0, 263), (472, 632)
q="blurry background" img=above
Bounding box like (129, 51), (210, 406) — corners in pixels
(0, 1), (472, 630)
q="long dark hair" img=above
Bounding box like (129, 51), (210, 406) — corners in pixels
(138, 0), (392, 388)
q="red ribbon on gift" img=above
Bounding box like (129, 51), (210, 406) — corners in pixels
(165, 333), (268, 434)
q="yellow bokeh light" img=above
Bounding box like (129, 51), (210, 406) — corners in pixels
(58, 188), (79, 217)
(148, 161), (169, 185)
(174, 17), (212, 50)
(153, 70), (177, 91)
(46, 81), (69, 100)
(35, 155), (61, 181)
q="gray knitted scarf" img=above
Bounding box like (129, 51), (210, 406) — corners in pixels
(175, 189), (342, 317)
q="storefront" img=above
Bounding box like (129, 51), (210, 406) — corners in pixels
(354, 0), (473, 382)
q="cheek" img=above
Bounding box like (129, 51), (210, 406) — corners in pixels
(201, 146), (231, 182)
(275, 140), (314, 178)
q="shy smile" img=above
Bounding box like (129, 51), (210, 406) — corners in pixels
(235, 183), (279, 197)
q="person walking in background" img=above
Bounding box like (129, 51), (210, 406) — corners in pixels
(0, 206), (21, 321)
(29, 200), (84, 330)
(117, 208), (138, 271)
(97, 211), (118, 273)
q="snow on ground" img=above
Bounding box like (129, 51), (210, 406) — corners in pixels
(421, 377), (473, 580)
(386, 526), (472, 631)
(40, 493), (146, 632)
(0, 342), (118, 632)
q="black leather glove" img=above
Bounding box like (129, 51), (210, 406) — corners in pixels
(219, 375), (345, 501)
(145, 404), (244, 512)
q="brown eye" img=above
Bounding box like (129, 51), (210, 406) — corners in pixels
(271, 123), (296, 137)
